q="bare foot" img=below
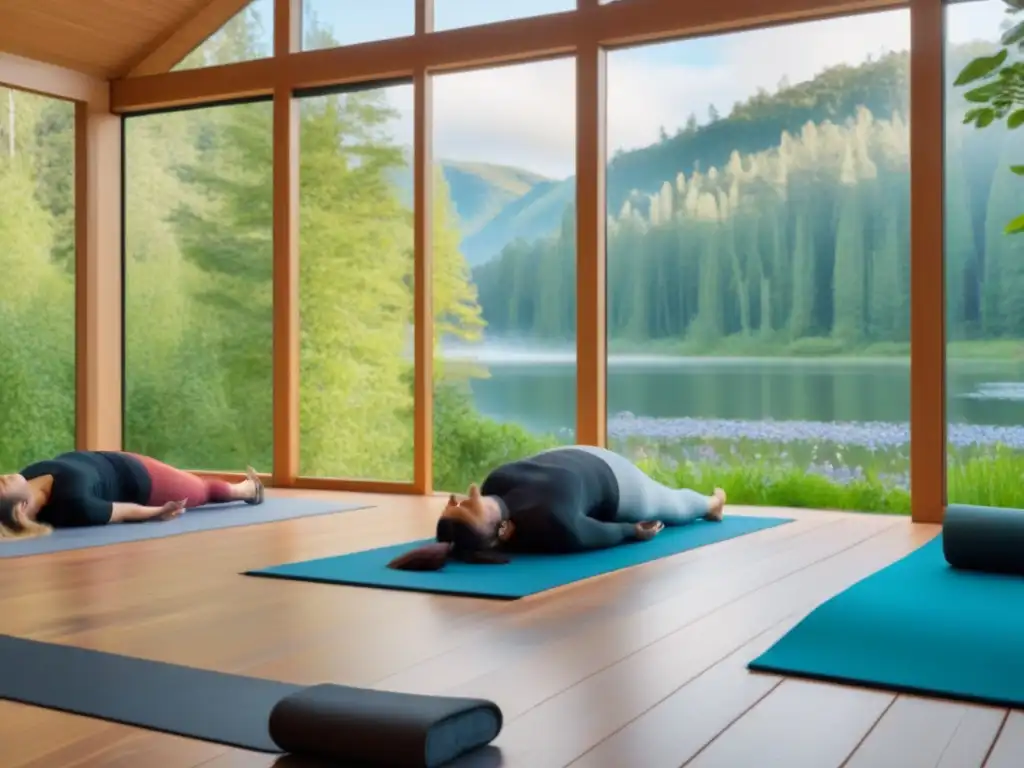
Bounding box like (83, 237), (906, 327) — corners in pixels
(705, 488), (727, 521)
(244, 466), (264, 505)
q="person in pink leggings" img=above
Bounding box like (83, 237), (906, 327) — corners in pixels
(0, 450), (264, 540)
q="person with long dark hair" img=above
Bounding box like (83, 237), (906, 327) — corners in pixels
(388, 445), (726, 571)
(0, 450), (264, 540)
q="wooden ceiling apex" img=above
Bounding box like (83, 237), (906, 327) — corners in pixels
(0, 0), (243, 79)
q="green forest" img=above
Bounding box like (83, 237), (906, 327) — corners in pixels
(0, 4), (1019, 510)
(474, 46), (1024, 355)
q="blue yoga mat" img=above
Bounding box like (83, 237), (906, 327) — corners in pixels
(749, 535), (1024, 707)
(0, 498), (366, 559)
(246, 515), (792, 599)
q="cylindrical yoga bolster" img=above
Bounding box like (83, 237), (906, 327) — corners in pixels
(267, 683), (503, 767)
(943, 504), (1024, 575)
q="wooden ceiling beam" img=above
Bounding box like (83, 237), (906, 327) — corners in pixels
(121, 0), (254, 78)
(0, 51), (106, 104)
(110, 0), (908, 113)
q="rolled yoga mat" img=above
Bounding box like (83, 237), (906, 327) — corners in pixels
(942, 503), (1024, 575)
(246, 515), (793, 599)
(0, 498), (367, 559)
(748, 535), (1024, 708)
(0, 634), (501, 767)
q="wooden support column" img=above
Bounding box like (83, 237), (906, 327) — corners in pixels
(272, 0), (301, 486)
(413, 0), (435, 494)
(909, 0), (946, 524)
(576, 1), (607, 447)
(75, 90), (123, 451)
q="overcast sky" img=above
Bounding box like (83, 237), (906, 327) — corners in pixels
(247, 0), (1008, 178)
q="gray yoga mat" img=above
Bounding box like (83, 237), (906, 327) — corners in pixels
(0, 634), (502, 766)
(944, 503), (1024, 576)
(0, 498), (366, 558)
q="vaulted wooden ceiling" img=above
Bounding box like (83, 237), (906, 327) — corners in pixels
(0, 0), (246, 79)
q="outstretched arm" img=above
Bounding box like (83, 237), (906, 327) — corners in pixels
(109, 500), (185, 524)
(565, 515), (637, 552)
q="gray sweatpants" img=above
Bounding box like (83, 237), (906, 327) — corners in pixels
(544, 445), (711, 525)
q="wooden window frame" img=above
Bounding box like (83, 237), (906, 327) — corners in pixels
(1, 0), (946, 521)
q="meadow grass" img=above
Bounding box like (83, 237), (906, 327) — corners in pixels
(621, 440), (1024, 515)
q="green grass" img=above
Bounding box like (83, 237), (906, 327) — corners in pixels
(631, 444), (1024, 515)
(947, 445), (1024, 508)
(637, 456), (912, 514)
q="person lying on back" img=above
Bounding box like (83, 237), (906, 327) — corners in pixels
(388, 445), (726, 570)
(0, 450), (264, 540)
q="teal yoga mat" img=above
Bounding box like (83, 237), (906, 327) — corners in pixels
(246, 515), (792, 599)
(749, 535), (1024, 707)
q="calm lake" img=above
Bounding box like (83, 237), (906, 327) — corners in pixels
(447, 350), (1024, 437)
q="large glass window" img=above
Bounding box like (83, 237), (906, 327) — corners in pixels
(433, 0), (575, 32)
(173, 0), (273, 71)
(297, 82), (416, 481)
(0, 88), (75, 472)
(945, 0), (1024, 507)
(606, 13), (912, 513)
(432, 59), (577, 492)
(123, 100), (274, 472)
(302, 0), (414, 49)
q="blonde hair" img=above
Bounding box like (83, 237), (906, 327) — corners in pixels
(0, 493), (52, 540)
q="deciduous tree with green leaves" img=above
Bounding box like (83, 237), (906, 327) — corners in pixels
(957, 0), (1024, 233)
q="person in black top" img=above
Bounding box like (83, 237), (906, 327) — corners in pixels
(0, 451), (265, 540)
(387, 445), (726, 571)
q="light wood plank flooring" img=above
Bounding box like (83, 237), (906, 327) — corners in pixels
(0, 492), (1012, 768)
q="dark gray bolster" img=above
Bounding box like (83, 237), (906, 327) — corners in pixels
(944, 504), (1024, 576)
(268, 683), (503, 768)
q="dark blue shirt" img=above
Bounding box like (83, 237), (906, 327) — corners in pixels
(481, 448), (632, 553)
(20, 451), (151, 528)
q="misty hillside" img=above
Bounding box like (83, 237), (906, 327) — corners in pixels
(460, 41), (996, 266)
(390, 159), (548, 241)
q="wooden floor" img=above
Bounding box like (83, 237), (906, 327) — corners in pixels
(0, 492), (1018, 768)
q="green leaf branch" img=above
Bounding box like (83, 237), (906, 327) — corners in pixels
(957, 0), (1024, 233)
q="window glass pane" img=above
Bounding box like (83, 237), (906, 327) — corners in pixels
(946, 0), (1024, 507)
(607, 12), (911, 513)
(432, 59), (577, 493)
(124, 101), (274, 472)
(433, 0), (574, 32)
(302, 0), (414, 49)
(0, 88), (75, 472)
(174, 0), (273, 71)
(298, 83), (416, 481)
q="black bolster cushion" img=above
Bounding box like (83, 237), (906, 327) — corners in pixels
(943, 503), (1024, 576)
(267, 683), (503, 768)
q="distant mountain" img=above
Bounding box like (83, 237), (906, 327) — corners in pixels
(464, 42), (1003, 267)
(442, 161), (547, 238)
(460, 178), (574, 265)
(394, 42), (998, 269)
(389, 158), (548, 245)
